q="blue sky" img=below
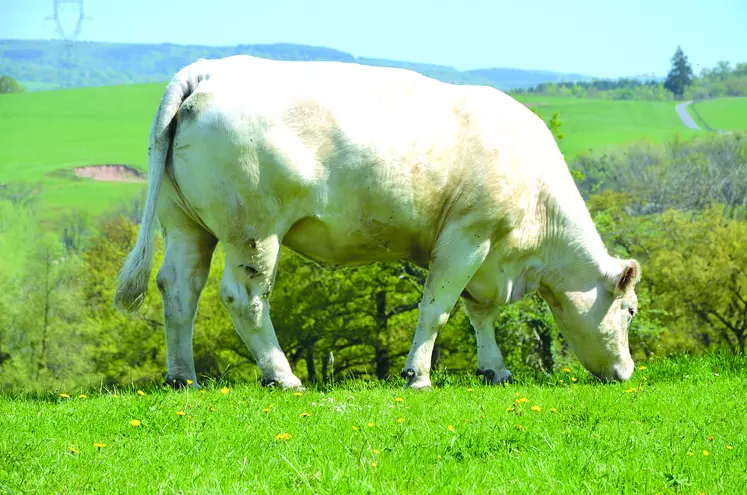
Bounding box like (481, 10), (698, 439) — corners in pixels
(2, 0), (746, 78)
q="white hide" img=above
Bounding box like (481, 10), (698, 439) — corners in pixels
(115, 55), (639, 389)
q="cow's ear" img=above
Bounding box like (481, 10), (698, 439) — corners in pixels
(613, 259), (641, 296)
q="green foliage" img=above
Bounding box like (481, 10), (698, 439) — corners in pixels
(1, 354), (745, 494)
(0, 75), (24, 94)
(664, 46), (695, 99)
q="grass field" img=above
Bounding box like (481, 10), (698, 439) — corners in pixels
(1, 85), (699, 224)
(691, 97), (747, 131)
(1, 354), (745, 494)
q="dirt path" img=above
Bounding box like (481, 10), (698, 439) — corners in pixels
(675, 101), (700, 130)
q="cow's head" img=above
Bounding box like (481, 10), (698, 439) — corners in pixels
(540, 258), (640, 381)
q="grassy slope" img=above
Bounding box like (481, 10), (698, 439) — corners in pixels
(1, 355), (744, 494)
(692, 97), (747, 130)
(512, 95), (698, 157)
(0, 86), (700, 222)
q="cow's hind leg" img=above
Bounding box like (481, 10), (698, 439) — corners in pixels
(402, 225), (492, 389)
(220, 235), (302, 390)
(157, 223), (217, 389)
(463, 300), (512, 385)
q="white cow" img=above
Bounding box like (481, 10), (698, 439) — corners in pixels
(114, 55), (640, 389)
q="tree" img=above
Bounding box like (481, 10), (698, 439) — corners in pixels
(664, 46), (694, 99)
(0, 75), (24, 94)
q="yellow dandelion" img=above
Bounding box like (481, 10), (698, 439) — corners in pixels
(373, 449), (380, 454)
(467, 388), (473, 392)
(688, 451), (694, 456)
(261, 408), (271, 413)
(531, 405), (542, 412)
(220, 386), (230, 394)
(707, 435), (714, 441)
(549, 408), (557, 413)
(137, 390), (145, 396)
(294, 392), (303, 397)
(352, 425), (359, 431)
(176, 411), (186, 417)
(638, 366), (647, 371)
(395, 397), (404, 402)
(78, 394), (87, 399)
(186, 379), (193, 385)
(703, 450), (710, 457)
(519, 397), (530, 403)
(727, 445), (733, 451)
(209, 406), (215, 412)
(371, 462), (377, 467)
(437, 455), (442, 460)
(571, 377), (578, 383)
(367, 422), (375, 428)
(625, 387), (637, 393)
(68, 447), (78, 454)
(200, 390), (206, 394)
(562, 367), (571, 373)
(300, 412), (311, 418)
(130, 419), (141, 427)
(506, 407), (514, 412)
(447, 424), (454, 431)
(112, 394), (119, 398)
(515, 424), (525, 431)
(275, 432), (291, 441)
(93, 443), (107, 449)
(559, 379), (565, 384)
(397, 418), (405, 424)
(59, 393), (70, 398)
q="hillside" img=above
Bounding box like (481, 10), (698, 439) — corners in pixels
(0, 39), (593, 92)
(690, 97), (747, 131)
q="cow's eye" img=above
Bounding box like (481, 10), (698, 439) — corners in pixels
(628, 307), (637, 318)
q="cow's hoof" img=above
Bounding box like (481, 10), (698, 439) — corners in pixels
(261, 375), (304, 391)
(400, 368), (432, 390)
(476, 368), (513, 385)
(165, 375), (199, 390)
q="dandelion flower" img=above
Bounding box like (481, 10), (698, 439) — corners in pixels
(275, 432), (291, 441)
(531, 405), (542, 412)
(112, 394), (119, 398)
(549, 408), (557, 413)
(78, 394), (87, 399)
(209, 406), (215, 412)
(186, 379), (193, 385)
(625, 388), (637, 393)
(261, 408), (271, 413)
(93, 443), (107, 449)
(130, 419), (141, 427)
(137, 390), (145, 396)
(397, 418), (405, 424)
(571, 377), (578, 383)
(703, 450), (710, 457)
(371, 462), (377, 467)
(373, 449), (380, 454)
(517, 397), (529, 403)
(176, 411), (186, 417)
(68, 447), (78, 454)
(447, 424), (454, 431)
(352, 425), (359, 431)
(506, 407), (514, 412)
(727, 445), (733, 451)
(220, 386), (230, 394)
(59, 393), (70, 399)
(200, 390), (206, 394)
(467, 388), (473, 392)
(294, 392), (303, 397)
(688, 452), (694, 456)
(367, 422), (375, 428)
(638, 366), (647, 371)
(707, 435), (714, 441)
(300, 412), (311, 418)
(515, 424), (525, 431)
(559, 379), (565, 384)
(562, 367), (571, 373)
(395, 397), (404, 402)
(437, 455), (442, 460)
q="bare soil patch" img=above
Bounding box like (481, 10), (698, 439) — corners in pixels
(74, 165), (145, 182)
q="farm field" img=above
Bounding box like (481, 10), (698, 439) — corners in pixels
(690, 97), (747, 131)
(1, 84), (699, 223)
(1, 354), (744, 494)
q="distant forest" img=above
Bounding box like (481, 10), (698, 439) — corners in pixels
(0, 39), (593, 92)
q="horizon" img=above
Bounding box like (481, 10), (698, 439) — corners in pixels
(3, 0), (746, 79)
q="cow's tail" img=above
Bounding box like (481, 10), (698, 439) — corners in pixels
(114, 70), (202, 313)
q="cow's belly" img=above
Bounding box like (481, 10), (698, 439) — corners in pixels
(283, 215), (428, 267)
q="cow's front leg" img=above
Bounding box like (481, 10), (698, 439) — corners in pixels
(402, 227), (492, 390)
(463, 300), (512, 385)
(220, 236), (302, 390)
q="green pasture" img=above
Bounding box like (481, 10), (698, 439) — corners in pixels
(1, 354), (744, 494)
(690, 97), (747, 131)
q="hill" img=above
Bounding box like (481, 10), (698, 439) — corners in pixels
(0, 39), (593, 92)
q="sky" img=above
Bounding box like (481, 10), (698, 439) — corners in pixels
(2, 0), (746, 78)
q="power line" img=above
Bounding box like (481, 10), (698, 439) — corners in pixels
(46, 0), (93, 88)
